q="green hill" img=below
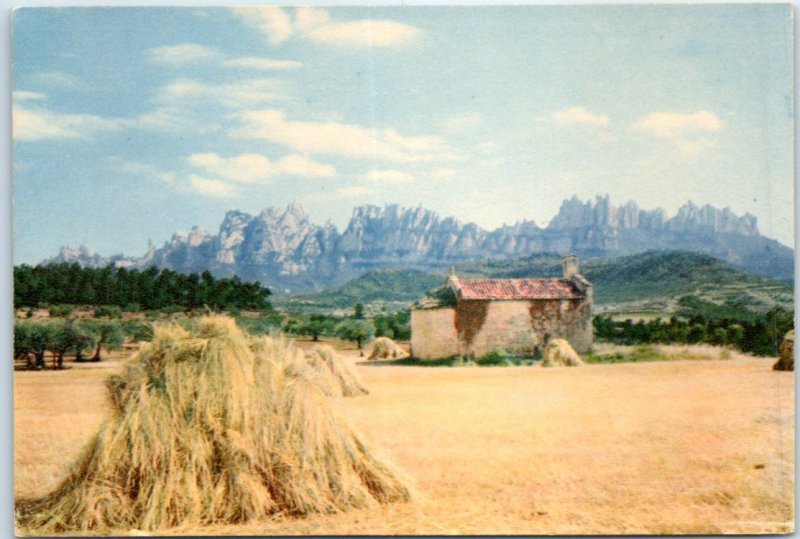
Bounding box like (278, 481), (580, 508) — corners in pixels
(275, 251), (793, 316)
(273, 268), (445, 312)
(457, 250), (793, 314)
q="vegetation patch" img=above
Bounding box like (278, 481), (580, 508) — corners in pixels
(584, 345), (668, 364)
(594, 300), (793, 357)
(476, 352), (534, 367)
(275, 268), (443, 311)
(456, 250), (793, 311)
(15, 263), (272, 311)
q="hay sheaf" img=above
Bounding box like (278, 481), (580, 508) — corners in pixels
(305, 344), (369, 397)
(541, 339), (583, 367)
(16, 316), (409, 534)
(773, 329), (794, 371)
(368, 337), (409, 360)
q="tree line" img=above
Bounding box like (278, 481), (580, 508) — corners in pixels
(14, 263), (271, 311)
(281, 304), (411, 354)
(593, 300), (793, 357)
(13, 319), (153, 369)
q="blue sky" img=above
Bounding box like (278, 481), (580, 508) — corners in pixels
(11, 5), (794, 264)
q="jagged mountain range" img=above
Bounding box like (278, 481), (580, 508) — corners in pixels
(44, 195), (794, 292)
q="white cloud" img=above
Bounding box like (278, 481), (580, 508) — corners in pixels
(157, 78), (285, 108)
(188, 153), (272, 183)
(128, 107), (186, 132)
(13, 91), (46, 102)
(275, 154), (336, 177)
(188, 174), (239, 198)
(230, 109), (460, 162)
(147, 42), (302, 71)
(233, 6), (422, 48)
(674, 138), (715, 155)
(429, 168), (458, 180)
(474, 141), (498, 154)
(305, 19), (421, 47)
(111, 159), (176, 185)
(147, 43), (223, 65)
(222, 56), (302, 71)
(232, 7), (294, 45)
(187, 151), (335, 182)
(31, 71), (84, 89)
(361, 169), (414, 183)
(13, 105), (119, 141)
(13, 103), (188, 141)
(440, 113), (483, 133)
(551, 106), (609, 127)
(334, 185), (372, 198)
(294, 6), (331, 32)
(632, 111), (722, 137)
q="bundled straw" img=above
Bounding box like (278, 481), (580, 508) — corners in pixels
(541, 339), (583, 367)
(368, 337), (409, 360)
(16, 316), (409, 534)
(773, 329), (794, 371)
(305, 344), (369, 397)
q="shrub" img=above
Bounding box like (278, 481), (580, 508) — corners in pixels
(476, 351), (518, 366)
(158, 304), (184, 315)
(94, 306), (122, 319)
(49, 304), (74, 318)
(583, 345), (666, 364)
(335, 319), (375, 355)
(426, 286), (458, 308)
(121, 320), (154, 342)
(236, 314), (283, 337)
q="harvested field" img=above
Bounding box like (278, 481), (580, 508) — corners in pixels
(14, 345), (794, 535)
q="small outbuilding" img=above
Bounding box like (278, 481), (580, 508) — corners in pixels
(411, 255), (592, 359)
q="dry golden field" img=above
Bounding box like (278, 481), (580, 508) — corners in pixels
(14, 344), (794, 535)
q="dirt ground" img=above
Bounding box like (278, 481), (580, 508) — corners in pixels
(13, 343), (794, 535)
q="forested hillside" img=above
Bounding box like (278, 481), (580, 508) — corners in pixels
(14, 264), (271, 310)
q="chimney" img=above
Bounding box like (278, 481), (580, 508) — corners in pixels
(562, 255), (579, 280)
(446, 267), (460, 290)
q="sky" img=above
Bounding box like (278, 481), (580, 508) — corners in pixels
(11, 4), (794, 264)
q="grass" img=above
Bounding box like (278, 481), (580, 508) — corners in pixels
(380, 356), (465, 367)
(585, 343), (749, 364)
(584, 345), (668, 364)
(14, 341), (794, 535)
(375, 343), (738, 367)
(475, 352), (535, 367)
(372, 354), (537, 367)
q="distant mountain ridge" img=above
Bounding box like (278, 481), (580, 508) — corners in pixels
(274, 250), (793, 314)
(455, 250), (793, 309)
(43, 195), (794, 291)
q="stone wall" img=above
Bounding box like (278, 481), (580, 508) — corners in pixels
(528, 298), (593, 353)
(465, 300), (538, 357)
(411, 297), (593, 359)
(410, 308), (459, 359)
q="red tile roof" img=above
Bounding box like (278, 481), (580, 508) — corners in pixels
(454, 278), (584, 300)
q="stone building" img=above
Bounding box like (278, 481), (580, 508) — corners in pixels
(410, 255), (592, 359)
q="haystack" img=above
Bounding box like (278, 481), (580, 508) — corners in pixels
(16, 316), (409, 534)
(773, 329), (794, 371)
(305, 344), (369, 397)
(368, 337), (409, 360)
(541, 339), (583, 367)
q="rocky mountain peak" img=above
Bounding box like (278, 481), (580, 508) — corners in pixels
(187, 227), (211, 247)
(668, 202), (759, 236)
(41, 195), (789, 288)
